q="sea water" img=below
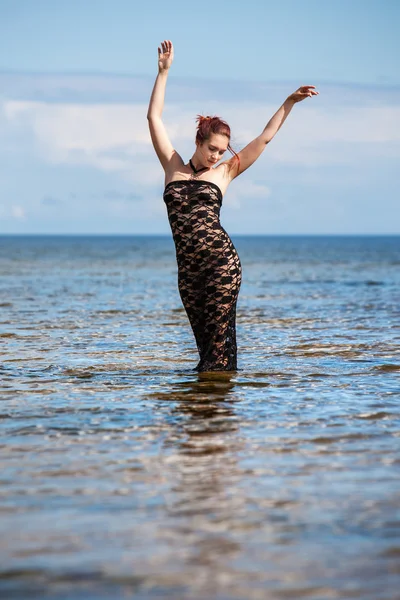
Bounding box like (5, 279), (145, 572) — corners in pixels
(0, 234), (399, 599)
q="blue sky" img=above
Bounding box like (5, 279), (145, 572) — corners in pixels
(0, 0), (399, 234)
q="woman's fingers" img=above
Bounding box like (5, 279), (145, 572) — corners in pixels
(157, 40), (174, 71)
(159, 40), (171, 57)
(298, 86), (319, 98)
(301, 85), (319, 94)
(157, 40), (174, 67)
(159, 40), (173, 52)
(288, 85), (319, 103)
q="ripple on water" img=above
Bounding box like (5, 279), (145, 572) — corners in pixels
(0, 235), (399, 599)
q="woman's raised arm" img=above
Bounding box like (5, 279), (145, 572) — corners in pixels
(226, 85), (319, 179)
(147, 40), (183, 174)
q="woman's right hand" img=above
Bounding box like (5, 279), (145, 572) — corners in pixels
(158, 40), (174, 73)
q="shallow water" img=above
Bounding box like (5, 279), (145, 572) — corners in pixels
(0, 234), (399, 600)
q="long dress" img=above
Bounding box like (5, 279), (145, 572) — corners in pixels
(163, 179), (242, 371)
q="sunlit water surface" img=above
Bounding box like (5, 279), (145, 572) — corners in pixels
(0, 235), (399, 599)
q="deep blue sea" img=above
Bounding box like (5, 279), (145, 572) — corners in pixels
(1, 234), (399, 599)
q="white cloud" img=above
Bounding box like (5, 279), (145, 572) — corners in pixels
(3, 100), (151, 172)
(223, 104), (400, 167)
(11, 205), (25, 219)
(3, 98), (399, 180)
(225, 180), (272, 209)
(1, 74), (399, 233)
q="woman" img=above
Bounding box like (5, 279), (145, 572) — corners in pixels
(147, 40), (318, 372)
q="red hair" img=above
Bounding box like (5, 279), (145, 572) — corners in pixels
(195, 115), (240, 173)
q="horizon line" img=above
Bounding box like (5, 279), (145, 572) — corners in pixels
(1, 232), (399, 237)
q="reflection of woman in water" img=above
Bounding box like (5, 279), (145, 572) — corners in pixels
(147, 40), (318, 372)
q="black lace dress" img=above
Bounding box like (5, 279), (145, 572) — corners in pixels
(163, 179), (242, 371)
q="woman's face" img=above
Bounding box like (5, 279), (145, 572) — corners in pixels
(198, 133), (229, 166)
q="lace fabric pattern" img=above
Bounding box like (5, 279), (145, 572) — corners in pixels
(163, 179), (242, 371)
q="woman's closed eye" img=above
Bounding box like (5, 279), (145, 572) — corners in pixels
(209, 146), (226, 155)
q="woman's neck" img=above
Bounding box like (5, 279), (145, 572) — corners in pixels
(189, 157), (209, 174)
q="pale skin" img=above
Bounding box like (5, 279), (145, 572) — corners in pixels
(147, 40), (319, 196)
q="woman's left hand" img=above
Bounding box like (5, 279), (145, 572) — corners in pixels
(287, 85), (319, 103)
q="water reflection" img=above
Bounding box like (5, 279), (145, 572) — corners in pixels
(148, 374), (245, 570)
